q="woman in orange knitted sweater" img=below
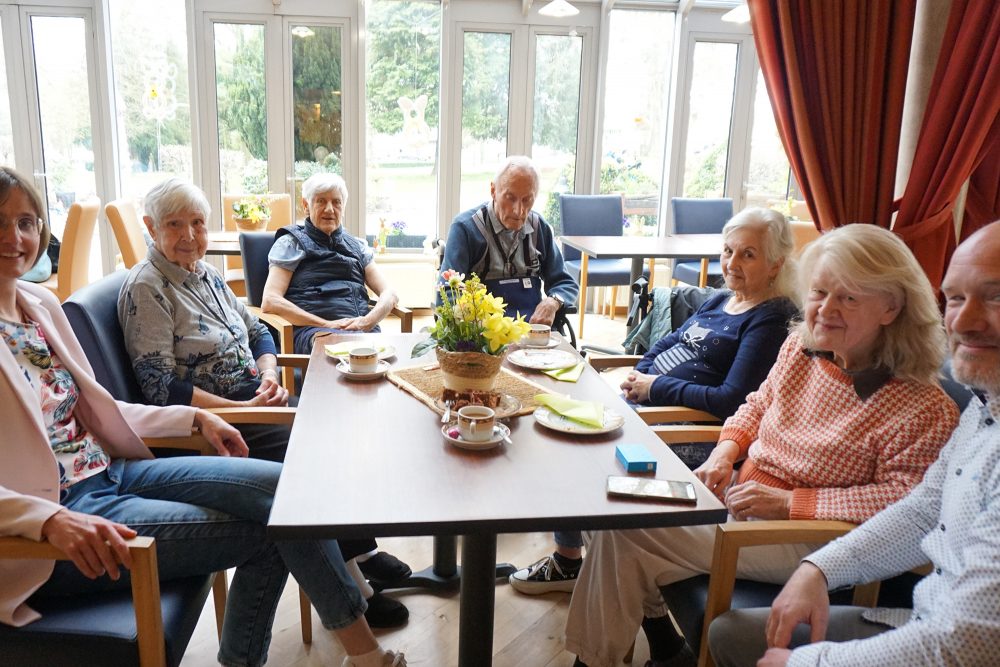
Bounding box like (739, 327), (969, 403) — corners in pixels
(565, 225), (960, 667)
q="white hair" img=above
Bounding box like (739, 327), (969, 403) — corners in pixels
(143, 178), (211, 227)
(302, 172), (349, 204)
(493, 155), (539, 191)
(722, 206), (798, 303)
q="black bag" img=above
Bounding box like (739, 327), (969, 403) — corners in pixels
(46, 234), (61, 273)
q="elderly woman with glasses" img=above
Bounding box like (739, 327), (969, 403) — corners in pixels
(0, 168), (406, 667)
(118, 177), (411, 628)
(565, 224), (960, 667)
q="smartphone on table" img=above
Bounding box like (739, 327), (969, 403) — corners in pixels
(606, 475), (697, 504)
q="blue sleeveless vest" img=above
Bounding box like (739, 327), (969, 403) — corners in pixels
(275, 219), (370, 322)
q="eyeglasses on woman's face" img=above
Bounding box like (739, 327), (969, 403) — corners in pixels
(0, 215), (42, 237)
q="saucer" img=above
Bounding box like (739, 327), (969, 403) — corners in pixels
(335, 359), (391, 381)
(520, 336), (560, 349)
(441, 422), (511, 451)
(508, 348), (578, 370)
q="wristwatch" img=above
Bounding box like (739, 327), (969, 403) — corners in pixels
(550, 293), (565, 308)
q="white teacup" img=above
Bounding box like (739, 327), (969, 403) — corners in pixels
(457, 406), (496, 442)
(526, 323), (551, 347)
(348, 347), (379, 374)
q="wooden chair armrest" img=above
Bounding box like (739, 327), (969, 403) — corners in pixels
(653, 425), (722, 444)
(0, 536), (166, 667)
(638, 406), (720, 425)
(391, 305), (413, 333)
(276, 353), (310, 369)
(249, 306), (295, 350)
(697, 520), (860, 667)
(206, 406), (296, 425)
(587, 354), (643, 370)
(142, 434), (215, 455)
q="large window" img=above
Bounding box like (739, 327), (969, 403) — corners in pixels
(681, 41), (738, 199)
(745, 68), (791, 209)
(108, 0), (192, 201)
(0, 16), (13, 168)
(599, 9), (675, 236)
(364, 0), (440, 243)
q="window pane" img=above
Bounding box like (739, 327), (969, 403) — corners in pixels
(459, 31), (511, 212)
(109, 0), (192, 200)
(214, 23), (267, 198)
(681, 41), (737, 198)
(365, 0), (440, 245)
(599, 9), (674, 237)
(31, 16), (96, 239)
(0, 18), (14, 167)
(745, 69), (791, 210)
(291, 23), (343, 220)
(533, 33), (581, 237)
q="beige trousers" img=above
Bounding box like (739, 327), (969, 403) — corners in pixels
(563, 523), (816, 667)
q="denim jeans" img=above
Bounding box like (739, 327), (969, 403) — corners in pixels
(34, 456), (366, 667)
(555, 530), (584, 549)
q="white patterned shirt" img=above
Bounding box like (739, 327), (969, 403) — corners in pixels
(789, 393), (1000, 666)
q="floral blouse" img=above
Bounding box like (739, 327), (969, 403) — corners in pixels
(0, 316), (109, 489)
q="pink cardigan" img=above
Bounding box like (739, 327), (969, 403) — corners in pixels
(0, 282), (196, 627)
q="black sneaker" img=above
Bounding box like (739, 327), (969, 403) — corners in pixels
(363, 591), (409, 628)
(508, 554), (580, 594)
(358, 552), (413, 586)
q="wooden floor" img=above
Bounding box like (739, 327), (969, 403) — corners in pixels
(181, 308), (653, 667)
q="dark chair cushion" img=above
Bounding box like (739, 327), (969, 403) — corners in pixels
(660, 571), (920, 653)
(238, 231), (279, 308)
(0, 575), (213, 667)
(672, 260), (725, 288)
(564, 258), (633, 287)
(62, 271), (143, 404)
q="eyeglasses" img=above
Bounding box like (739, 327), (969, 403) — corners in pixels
(0, 216), (42, 237)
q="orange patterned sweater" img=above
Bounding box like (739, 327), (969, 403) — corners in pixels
(719, 332), (959, 523)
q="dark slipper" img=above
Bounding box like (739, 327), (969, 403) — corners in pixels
(363, 591), (409, 628)
(358, 552), (413, 586)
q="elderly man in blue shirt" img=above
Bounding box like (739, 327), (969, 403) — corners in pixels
(441, 155), (578, 325)
(707, 220), (1000, 667)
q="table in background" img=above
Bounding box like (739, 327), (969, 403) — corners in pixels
(206, 230), (241, 256)
(559, 234), (723, 338)
(268, 333), (726, 666)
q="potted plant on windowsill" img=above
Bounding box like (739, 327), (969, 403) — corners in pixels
(412, 271), (531, 391)
(232, 195), (272, 231)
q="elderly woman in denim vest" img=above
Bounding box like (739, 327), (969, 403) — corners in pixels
(119, 178), (412, 628)
(261, 173), (399, 354)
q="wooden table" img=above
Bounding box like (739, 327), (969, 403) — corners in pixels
(268, 334), (726, 666)
(559, 234), (723, 338)
(205, 230), (241, 256)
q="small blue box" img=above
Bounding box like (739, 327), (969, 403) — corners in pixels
(616, 443), (657, 474)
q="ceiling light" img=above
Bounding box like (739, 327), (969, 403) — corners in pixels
(538, 0), (579, 19)
(291, 26), (315, 38)
(721, 3), (750, 23)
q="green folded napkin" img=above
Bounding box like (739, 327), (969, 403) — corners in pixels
(324, 341), (391, 356)
(542, 361), (585, 382)
(534, 393), (605, 428)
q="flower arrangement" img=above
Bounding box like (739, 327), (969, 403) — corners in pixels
(412, 271), (531, 359)
(391, 220), (407, 235)
(232, 195), (271, 230)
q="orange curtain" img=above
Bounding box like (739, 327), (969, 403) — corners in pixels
(892, 0), (1000, 289)
(748, 0), (916, 231)
(960, 129), (1000, 241)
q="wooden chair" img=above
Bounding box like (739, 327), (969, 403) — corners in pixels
(40, 197), (101, 302)
(670, 198), (732, 288)
(106, 198), (148, 268)
(789, 219), (821, 257)
(222, 194), (293, 297)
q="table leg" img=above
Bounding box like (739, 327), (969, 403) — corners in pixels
(459, 532), (497, 667)
(699, 258), (709, 288)
(578, 254), (589, 340)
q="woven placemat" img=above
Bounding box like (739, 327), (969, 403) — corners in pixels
(387, 364), (550, 417)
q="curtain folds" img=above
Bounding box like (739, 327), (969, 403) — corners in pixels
(959, 124), (1000, 241)
(892, 0), (1000, 289)
(748, 0), (916, 231)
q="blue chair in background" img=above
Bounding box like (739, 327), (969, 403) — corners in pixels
(670, 197), (732, 288)
(560, 194), (643, 338)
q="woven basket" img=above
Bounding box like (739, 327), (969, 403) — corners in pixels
(234, 216), (269, 231)
(436, 348), (504, 391)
